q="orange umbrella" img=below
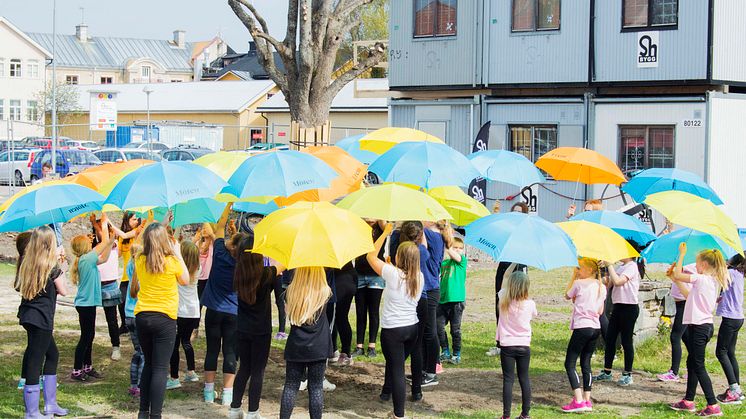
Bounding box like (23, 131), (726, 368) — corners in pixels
(67, 159), (155, 192)
(536, 147), (626, 186)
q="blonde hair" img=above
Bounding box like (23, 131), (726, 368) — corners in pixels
(17, 227), (58, 300)
(585, 199), (603, 211)
(568, 257), (604, 297)
(199, 223), (216, 254)
(141, 223), (174, 274)
(180, 240), (200, 285)
(395, 241), (423, 299)
(435, 220), (454, 248)
(499, 271), (530, 313)
(70, 235), (93, 285)
(285, 267), (331, 326)
(697, 249), (731, 292)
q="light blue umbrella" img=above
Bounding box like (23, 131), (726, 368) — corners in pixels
(570, 210), (657, 246)
(233, 200), (280, 216)
(106, 161), (228, 210)
(369, 142), (481, 189)
(641, 228), (738, 265)
(225, 150), (338, 198)
(170, 198), (226, 227)
(622, 168), (723, 205)
(335, 134), (378, 165)
(468, 150), (546, 188)
(465, 212), (578, 271)
(0, 184), (104, 232)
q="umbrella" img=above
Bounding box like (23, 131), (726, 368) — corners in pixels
(357, 127), (444, 154)
(252, 201), (374, 269)
(368, 142), (481, 189)
(427, 186), (490, 226)
(641, 228), (738, 265)
(0, 184), (105, 232)
(644, 190), (743, 254)
(465, 212), (578, 271)
(193, 151), (250, 180)
(105, 161), (228, 210)
(169, 198), (227, 227)
(622, 168), (723, 205)
(570, 210), (657, 246)
(337, 183), (452, 222)
(67, 159), (155, 191)
(233, 200), (280, 216)
(335, 134), (379, 165)
(468, 150), (546, 188)
(225, 150), (338, 199)
(536, 147), (626, 186)
(0, 179), (72, 213)
(557, 220), (640, 262)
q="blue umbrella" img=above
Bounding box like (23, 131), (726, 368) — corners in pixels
(106, 161), (228, 210)
(0, 184), (104, 232)
(335, 134), (379, 165)
(570, 210), (657, 246)
(468, 150), (546, 188)
(225, 150), (338, 198)
(622, 168), (723, 205)
(465, 212), (578, 271)
(641, 228), (738, 265)
(369, 142), (481, 189)
(233, 200), (280, 216)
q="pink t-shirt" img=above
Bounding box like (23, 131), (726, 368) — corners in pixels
(567, 279), (607, 330)
(670, 264), (695, 300)
(496, 289), (537, 347)
(611, 261), (640, 304)
(198, 242), (213, 281)
(683, 274), (719, 325)
(97, 244), (120, 282)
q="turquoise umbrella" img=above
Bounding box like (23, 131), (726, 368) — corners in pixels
(622, 168), (723, 205)
(335, 134), (379, 165)
(570, 210), (657, 246)
(468, 150), (546, 188)
(641, 228), (738, 265)
(233, 200), (280, 216)
(170, 198), (226, 227)
(0, 184), (104, 232)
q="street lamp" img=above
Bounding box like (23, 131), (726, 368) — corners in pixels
(142, 85), (154, 152)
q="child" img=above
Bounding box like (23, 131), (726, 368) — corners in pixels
(563, 257), (607, 413)
(668, 244), (730, 416)
(715, 254), (745, 404)
(91, 215), (124, 362)
(437, 237), (467, 364)
(658, 265), (693, 382)
(115, 211), (145, 336)
(124, 243), (144, 397)
(14, 231), (32, 391)
(353, 219), (386, 357)
(279, 267), (333, 419)
(497, 264), (536, 419)
(195, 223), (216, 302)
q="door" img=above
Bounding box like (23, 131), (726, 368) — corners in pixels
(416, 121), (448, 142)
(0, 152), (10, 183)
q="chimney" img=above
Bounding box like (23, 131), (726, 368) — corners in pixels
(173, 30), (186, 48)
(217, 40), (227, 57)
(248, 41), (256, 52)
(76, 24), (88, 42)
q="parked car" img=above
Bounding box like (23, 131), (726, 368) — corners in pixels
(30, 149), (102, 180)
(162, 146), (213, 161)
(122, 141), (170, 152)
(0, 148), (41, 185)
(94, 148), (162, 163)
(245, 143), (289, 155)
(0, 140), (24, 152)
(18, 136), (73, 149)
(64, 140), (100, 151)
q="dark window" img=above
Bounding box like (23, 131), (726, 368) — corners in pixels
(512, 0), (561, 32)
(619, 125), (675, 175)
(509, 125), (558, 162)
(162, 151), (178, 161)
(65, 75), (78, 85)
(100, 77), (113, 84)
(414, 0), (457, 38)
(623, 0), (678, 29)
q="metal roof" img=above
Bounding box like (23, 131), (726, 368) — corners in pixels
(258, 78), (388, 112)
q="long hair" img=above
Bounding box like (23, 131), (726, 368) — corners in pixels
(120, 211), (139, 245)
(697, 249), (731, 291)
(70, 234), (93, 285)
(510, 202), (529, 214)
(285, 267), (331, 326)
(141, 223), (174, 274)
(13, 231), (32, 289)
(233, 235), (265, 305)
(499, 271), (530, 313)
(17, 227), (57, 300)
(395, 241), (423, 299)
(570, 257), (604, 297)
(435, 220), (454, 248)
(180, 240), (200, 285)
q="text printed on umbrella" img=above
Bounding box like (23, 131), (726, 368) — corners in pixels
(478, 237), (497, 250)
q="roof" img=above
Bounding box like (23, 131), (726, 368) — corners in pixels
(258, 78), (389, 113)
(216, 70), (253, 81)
(70, 80), (275, 113)
(0, 17), (52, 58)
(208, 50), (285, 80)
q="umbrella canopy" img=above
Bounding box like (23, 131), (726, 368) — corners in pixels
(233, 200), (280, 216)
(337, 183), (452, 222)
(536, 147), (626, 186)
(335, 134), (379, 165)
(252, 201), (374, 269)
(557, 220), (640, 262)
(193, 151), (251, 180)
(622, 168), (723, 205)
(105, 161), (228, 210)
(358, 127), (444, 154)
(0, 179), (72, 213)
(168, 198), (227, 227)
(465, 212), (578, 271)
(0, 184), (104, 232)
(368, 142), (481, 189)
(427, 186), (490, 226)
(468, 150), (546, 188)
(570, 210), (657, 246)
(67, 159), (155, 192)
(641, 228), (738, 265)
(644, 190), (743, 254)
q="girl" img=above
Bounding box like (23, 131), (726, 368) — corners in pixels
(497, 264), (536, 419)
(114, 211), (144, 335)
(230, 236), (285, 419)
(17, 226), (68, 417)
(562, 257), (607, 413)
(279, 267), (333, 419)
(91, 216), (124, 361)
(714, 254), (745, 404)
(71, 215), (114, 382)
(130, 222), (190, 418)
(167, 240), (201, 389)
(368, 224), (423, 419)
(332, 262), (357, 366)
(124, 243), (145, 397)
(15, 231), (32, 391)
(657, 265), (693, 382)
(668, 244), (729, 416)
(195, 223), (216, 302)
(353, 219), (386, 358)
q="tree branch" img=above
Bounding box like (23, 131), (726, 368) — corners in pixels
(326, 41), (385, 97)
(333, 0), (374, 21)
(285, 0), (299, 51)
(235, 0), (270, 34)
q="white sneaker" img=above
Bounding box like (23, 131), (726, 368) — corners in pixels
(299, 380), (308, 391)
(329, 350), (340, 363)
(323, 378), (336, 392)
(485, 347), (500, 357)
(222, 388), (233, 406)
(111, 346), (121, 361)
(228, 407), (246, 419)
(246, 411), (266, 419)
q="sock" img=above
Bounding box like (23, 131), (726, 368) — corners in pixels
(204, 382), (215, 392)
(730, 383), (741, 393)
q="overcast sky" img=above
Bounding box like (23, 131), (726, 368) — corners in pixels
(1, 0), (288, 52)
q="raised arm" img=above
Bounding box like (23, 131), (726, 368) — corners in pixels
(269, 258), (286, 276)
(606, 262), (630, 286)
(444, 246), (462, 262)
(366, 223), (394, 277)
(215, 203), (233, 239)
(670, 243), (693, 283)
(53, 271), (68, 296)
(501, 263), (517, 292)
(171, 239), (191, 286)
(94, 217), (114, 264)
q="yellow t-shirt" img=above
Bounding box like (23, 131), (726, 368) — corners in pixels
(134, 255), (183, 319)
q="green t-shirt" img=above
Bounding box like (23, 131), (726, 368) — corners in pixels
(440, 255), (467, 303)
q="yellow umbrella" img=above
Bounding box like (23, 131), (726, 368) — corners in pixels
(193, 151), (250, 180)
(358, 127), (444, 154)
(252, 201), (373, 269)
(536, 147), (626, 186)
(427, 186), (490, 226)
(337, 183), (452, 222)
(557, 220), (639, 262)
(645, 190), (743, 254)
(0, 179), (73, 213)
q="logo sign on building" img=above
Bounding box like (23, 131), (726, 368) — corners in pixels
(90, 92), (117, 131)
(637, 31), (659, 68)
(520, 184), (539, 215)
(468, 122), (490, 205)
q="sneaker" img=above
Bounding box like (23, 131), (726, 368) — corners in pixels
(669, 399), (696, 412)
(166, 378), (181, 390)
(203, 388), (216, 403)
(435, 363), (444, 374)
(584, 400), (593, 411)
(421, 373), (439, 387)
(222, 388), (233, 406)
(111, 346), (121, 361)
(367, 347), (377, 358)
(228, 407), (246, 419)
(716, 389), (743, 405)
(518, 415), (531, 419)
(184, 371), (199, 382)
(695, 405), (723, 417)
(618, 374), (633, 386)
(128, 386), (140, 397)
(118, 326), (129, 336)
(246, 411), (266, 419)
(594, 371), (613, 382)
(485, 347), (501, 357)
(299, 380), (308, 391)
(379, 392), (391, 402)
(440, 348), (451, 362)
(83, 367), (103, 379)
(329, 350), (340, 363)
(561, 399), (589, 413)
(70, 370), (87, 382)
(17, 378), (25, 390)
(657, 370), (680, 382)
(274, 332), (288, 340)
(337, 353), (354, 366)
(449, 355), (461, 365)
(411, 392), (423, 402)
(352, 347), (365, 357)
(405, 374), (413, 384)
(323, 378), (336, 392)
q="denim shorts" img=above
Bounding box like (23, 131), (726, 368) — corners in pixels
(357, 275), (385, 289)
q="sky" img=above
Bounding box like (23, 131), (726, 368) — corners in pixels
(0, 0), (288, 53)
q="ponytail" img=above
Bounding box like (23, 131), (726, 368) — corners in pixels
(70, 235), (92, 285)
(698, 249), (730, 291)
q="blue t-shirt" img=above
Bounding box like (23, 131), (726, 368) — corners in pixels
(124, 260), (137, 318)
(200, 238), (238, 315)
(389, 230), (432, 296)
(74, 250), (102, 307)
(422, 229), (444, 292)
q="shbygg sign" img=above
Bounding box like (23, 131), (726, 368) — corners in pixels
(637, 31), (659, 68)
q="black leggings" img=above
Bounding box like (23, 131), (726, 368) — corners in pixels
(170, 317), (200, 378)
(410, 297), (427, 394)
(355, 287), (383, 346)
(273, 276), (286, 334)
(280, 360), (326, 419)
(684, 323), (716, 405)
(501, 346), (531, 418)
(74, 306), (96, 370)
(204, 308), (237, 373)
(423, 289), (440, 373)
(670, 300), (687, 375)
(137, 311), (177, 419)
(334, 271), (357, 355)
(381, 324), (419, 418)
(716, 317), (744, 386)
(232, 334), (271, 411)
(21, 325), (58, 385)
(603, 303), (639, 373)
(197, 280), (207, 305)
(117, 281), (129, 329)
(103, 304), (121, 347)
(566, 328), (600, 391)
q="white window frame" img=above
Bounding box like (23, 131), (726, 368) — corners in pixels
(0, 99), (4, 120)
(65, 75), (79, 85)
(0, 58), (5, 77)
(9, 100), (22, 121)
(27, 60), (39, 78)
(142, 65), (151, 80)
(100, 76), (113, 84)
(9, 59), (22, 78)
(26, 100), (39, 122)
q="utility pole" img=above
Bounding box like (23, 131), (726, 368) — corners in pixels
(51, 0), (57, 174)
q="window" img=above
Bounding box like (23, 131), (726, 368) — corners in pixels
(0, 58), (5, 77)
(142, 66), (151, 80)
(100, 77), (113, 84)
(9, 100), (21, 121)
(512, 0), (561, 32)
(509, 125), (558, 162)
(27, 60), (39, 78)
(26, 100), (39, 122)
(619, 125), (675, 175)
(0, 100), (4, 120)
(623, 0), (678, 29)
(171, 79), (182, 82)
(9, 59), (21, 77)
(413, 0), (457, 38)
(66, 75), (78, 85)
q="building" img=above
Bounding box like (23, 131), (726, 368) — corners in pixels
(388, 0), (746, 226)
(202, 42), (284, 81)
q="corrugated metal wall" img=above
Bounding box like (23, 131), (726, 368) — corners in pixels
(712, 0), (746, 82)
(390, 100), (478, 154)
(708, 93), (746, 226)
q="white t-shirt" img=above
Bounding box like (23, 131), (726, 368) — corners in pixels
(380, 264), (423, 329)
(177, 282), (200, 319)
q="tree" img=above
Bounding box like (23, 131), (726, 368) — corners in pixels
(36, 81), (83, 125)
(228, 0), (387, 133)
(336, 0), (388, 73)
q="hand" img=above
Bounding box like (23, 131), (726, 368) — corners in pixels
(678, 242), (687, 255)
(567, 204), (577, 218)
(666, 262), (676, 278)
(172, 239), (183, 259)
(147, 210), (155, 223)
(227, 219), (237, 236)
(164, 210), (173, 226)
(598, 261), (609, 268)
(382, 223), (394, 237)
(89, 213), (97, 225)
